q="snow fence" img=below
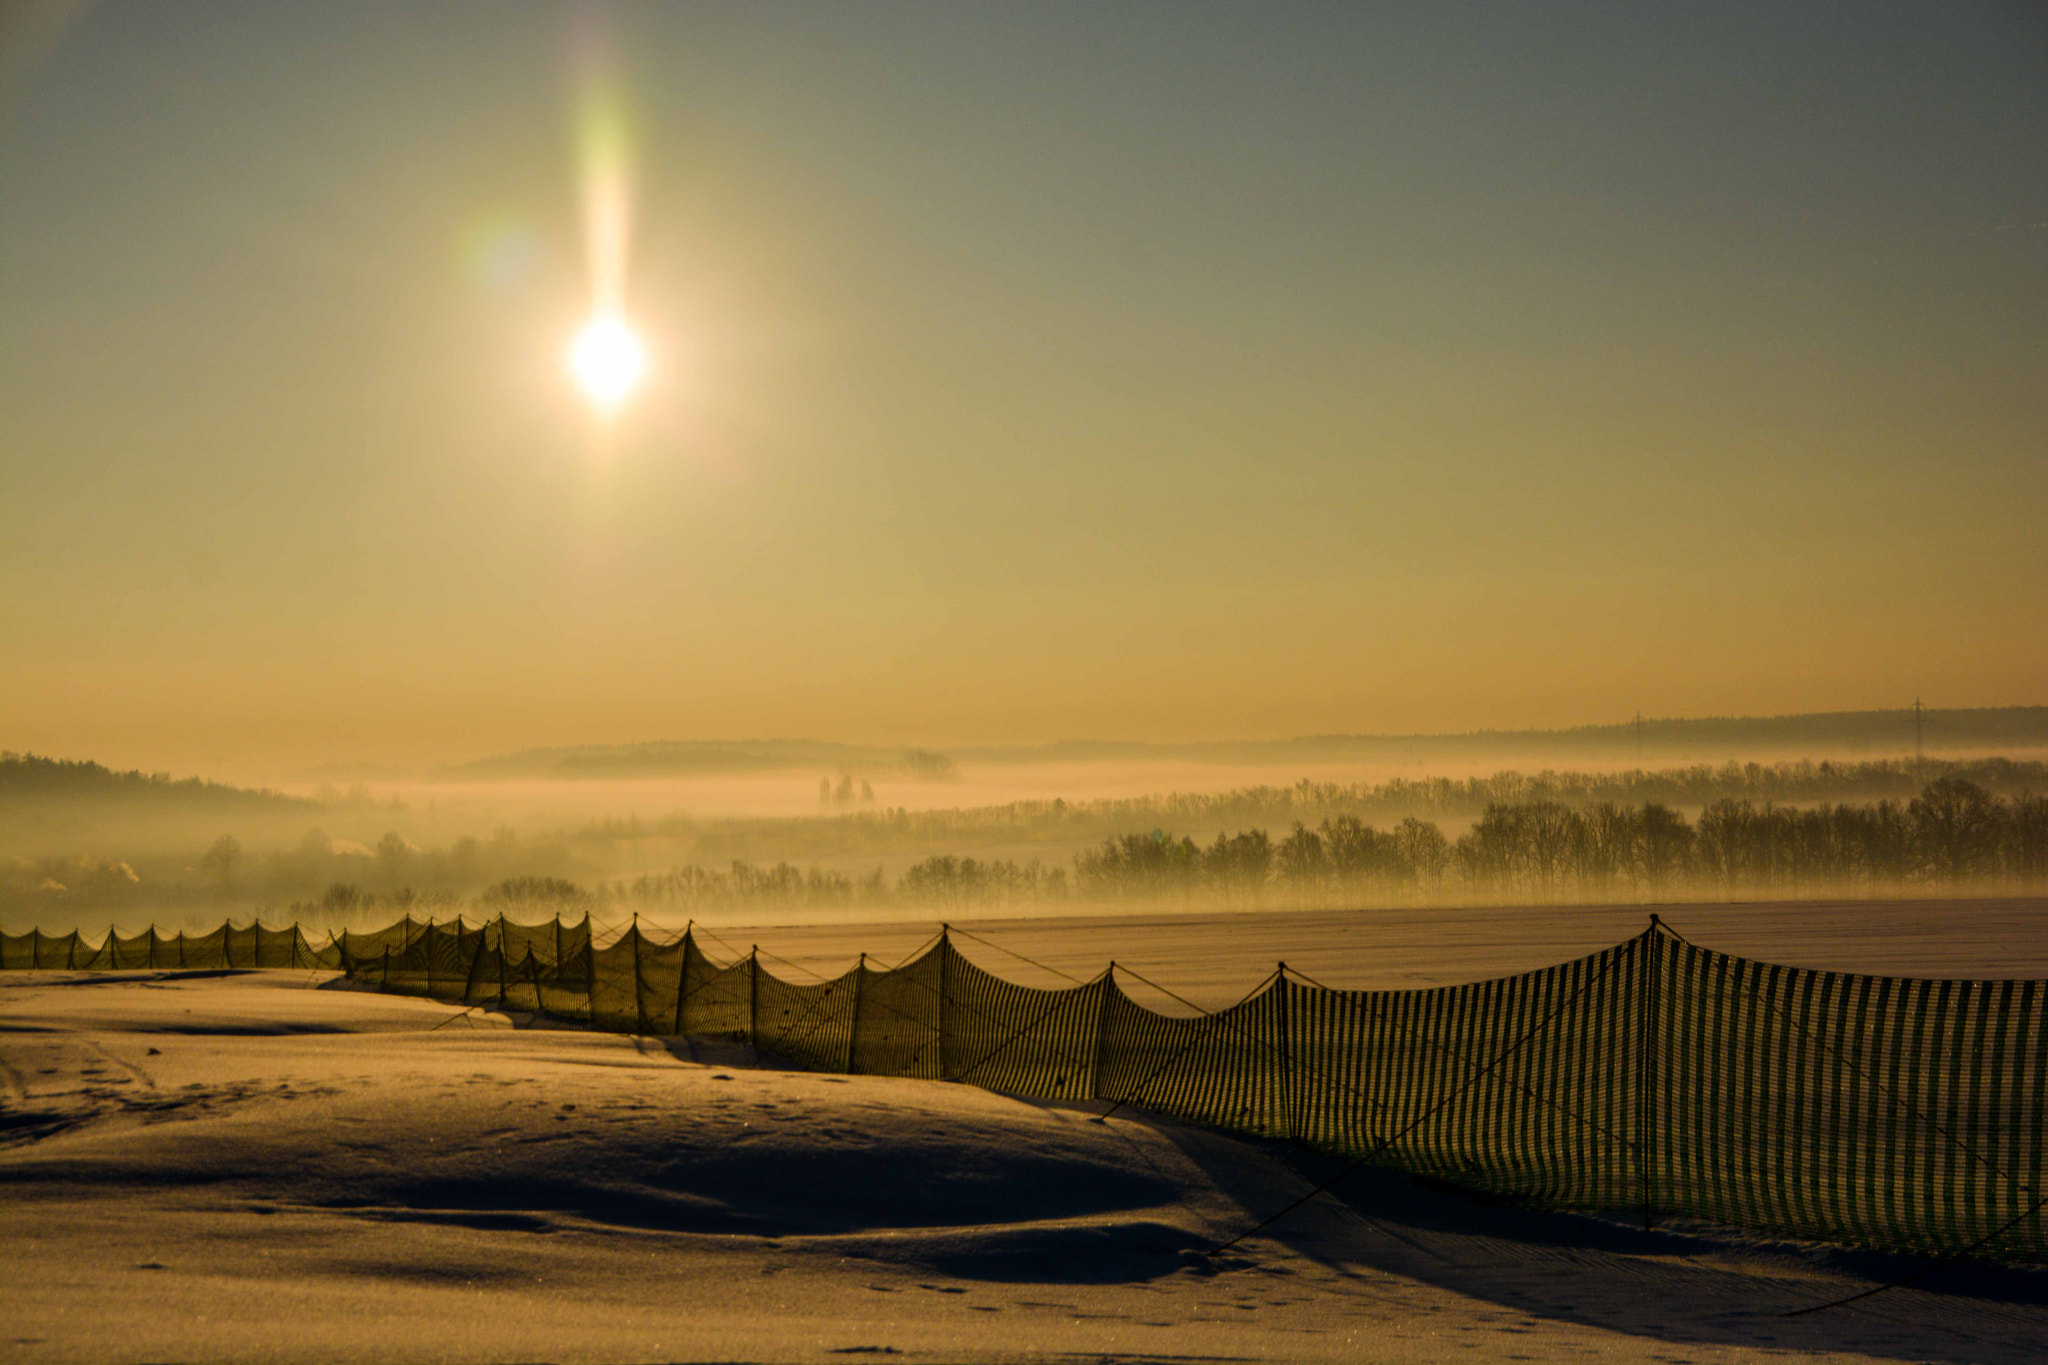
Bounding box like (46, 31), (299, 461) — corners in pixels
(4, 915), (2044, 1266)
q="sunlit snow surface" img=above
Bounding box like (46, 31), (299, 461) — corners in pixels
(2, 968), (2044, 1363)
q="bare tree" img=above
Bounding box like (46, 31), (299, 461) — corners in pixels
(200, 833), (242, 895)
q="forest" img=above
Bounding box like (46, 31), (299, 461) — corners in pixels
(608, 777), (2047, 913)
(0, 753), (314, 814)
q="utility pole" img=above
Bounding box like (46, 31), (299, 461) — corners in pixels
(1633, 711), (1644, 768)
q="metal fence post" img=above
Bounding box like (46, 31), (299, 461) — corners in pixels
(1639, 917), (1662, 1232)
(846, 953), (865, 1073)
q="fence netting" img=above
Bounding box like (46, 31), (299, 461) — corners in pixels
(0, 923), (330, 971)
(3, 915), (2042, 1264)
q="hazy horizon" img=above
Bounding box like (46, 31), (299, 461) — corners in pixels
(7, 700), (2048, 795)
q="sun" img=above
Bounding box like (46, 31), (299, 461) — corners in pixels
(566, 312), (647, 411)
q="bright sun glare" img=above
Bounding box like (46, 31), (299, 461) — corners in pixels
(567, 313), (647, 412)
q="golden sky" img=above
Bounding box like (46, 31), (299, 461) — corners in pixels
(2, 3), (2044, 774)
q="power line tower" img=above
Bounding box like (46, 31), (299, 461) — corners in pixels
(1633, 711), (1645, 768)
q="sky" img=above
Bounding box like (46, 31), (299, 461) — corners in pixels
(2, 1), (2044, 775)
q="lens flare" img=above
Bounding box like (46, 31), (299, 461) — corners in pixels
(580, 88), (630, 320)
(567, 312), (647, 410)
(460, 213), (541, 293)
(570, 29), (641, 416)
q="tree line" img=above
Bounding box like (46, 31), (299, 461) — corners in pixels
(9, 775), (2044, 926)
(0, 753), (313, 814)
(596, 777), (2047, 913)
(1072, 779), (2046, 903)
(655, 756), (2048, 869)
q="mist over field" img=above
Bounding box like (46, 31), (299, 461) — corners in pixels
(9, 705), (2046, 936)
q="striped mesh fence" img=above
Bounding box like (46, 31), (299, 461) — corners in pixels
(3, 922), (335, 971)
(4, 915), (2043, 1263)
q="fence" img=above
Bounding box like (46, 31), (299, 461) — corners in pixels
(4, 914), (2044, 1265)
(0, 922), (330, 970)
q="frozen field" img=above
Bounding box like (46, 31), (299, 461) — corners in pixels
(678, 895), (2048, 1013)
(4, 916), (2046, 1364)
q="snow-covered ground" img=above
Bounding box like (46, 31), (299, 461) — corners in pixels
(688, 895), (2048, 1012)
(3, 961), (2044, 1363)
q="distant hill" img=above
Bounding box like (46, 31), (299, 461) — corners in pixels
(0, 753), (322, 856)
(954, 706), (2048, 767)
(437, 706), (2048, 779)
(0, 754), (315, 813)
(435, 740), (959, 782)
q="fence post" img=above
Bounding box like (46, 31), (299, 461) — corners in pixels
(846, 953), (865, 1073)
(673, 926), (692, 1037)
(748, 947), (760, 1050)
(425, 918), (437, 996)
(1639, 916), (1661, 1232)
(938, 926), (952, 1079)
(583, 915), (597, 1023)
(463, 926), (488, 1005)
(1093, 963), (1115, 1104)
(1277, 963), (1296, 1143)
(631, 916), (647, 1035)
